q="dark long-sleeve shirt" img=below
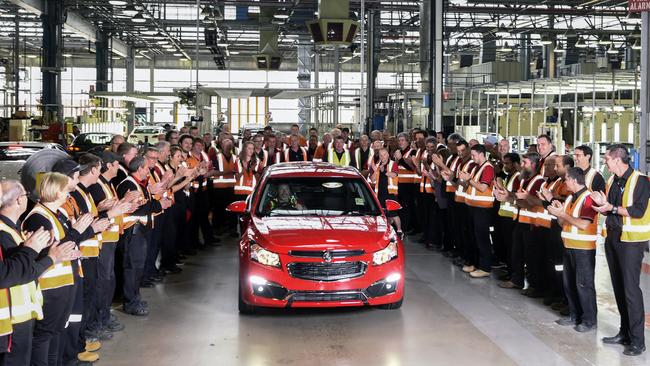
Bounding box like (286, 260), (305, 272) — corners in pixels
(0, 215), (54, 285)
(116, 175), (162, 230)
(605, 167), (650, 231)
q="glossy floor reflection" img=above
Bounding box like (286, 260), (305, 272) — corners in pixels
(100, 237), (650, 366)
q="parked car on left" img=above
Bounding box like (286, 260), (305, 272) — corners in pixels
(0, 142), (67, 180)
(67, 132), (114, 158)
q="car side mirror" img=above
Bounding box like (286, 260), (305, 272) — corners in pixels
(384, 199), (402, 212)
(226, 201), (248, 214)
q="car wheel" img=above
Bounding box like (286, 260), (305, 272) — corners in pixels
(238, 282), (256, 314)
(378, 298), (403, 310)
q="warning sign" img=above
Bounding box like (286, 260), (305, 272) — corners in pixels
(630, 0), (650, 12)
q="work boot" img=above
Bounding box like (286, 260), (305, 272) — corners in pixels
(85, 340), (101, 352)
(498, 281), (522, 289)
(78, 351), (99, 363)
(554, 317), (576, 326)
(462, 265), (476, 273)
(469, 269), (490, 278)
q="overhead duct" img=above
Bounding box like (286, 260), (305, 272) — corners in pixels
(307, 0), (359, 47)
(255, 8), (282, 70)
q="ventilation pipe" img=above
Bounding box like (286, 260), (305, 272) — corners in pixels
(307, 0), (359, 47)
(255, 8), (281, 70)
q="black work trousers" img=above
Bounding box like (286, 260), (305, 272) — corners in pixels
(443, 192), (457, 253)
(189, 190), (213, 246)
(494, 215), (514, 273)
(471, 207), (493, 272)
(145, 212), (165, 279)
(60, 276), (83, 365)
(563, 248), (597, 325)
(212, 188), (236, 233)
(545, 224), (565, 298)
(97, 242), (117, 329)
(31, 284), (75, 366)
(121, 224), (148, 310)
(420, 193), (438, 245)
(161, 206), (179, 270)
(397, 183), (418, 233)
(81, 257), (98, 334)
(510, 222), (531, 288)
(525, 226), (547, 291)
(173, 191), (191, 254)
(457, 203), (475, 264)
(1, 319), (34, 366)
(604, 233), (647, 348)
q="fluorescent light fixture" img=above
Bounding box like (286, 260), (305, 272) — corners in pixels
(631, 39), (641, 50)
(575, 37), (587, 49)
(606, 43), (618, 54)
(405, 48), (415, 54)
(598, 35), (611, 45)
(230, 51), (240, 55)
(26, 54), (37, 59)
(157, 39), (169, 45)
(274, 13), (289, 20)
(135, 55), (144, 59)
(497, 42), (513, 52)
(540, 35), (552, 45)
(173, 53), (182, 57)
(123, 5), (139, 17)
(62, 53), (72, 58)
(554, 42), (566, 53)
(131, 13), (146, 23)
(109, 0), (127, 5)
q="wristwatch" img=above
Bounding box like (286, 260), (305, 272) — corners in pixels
(611, 206), (618, 215)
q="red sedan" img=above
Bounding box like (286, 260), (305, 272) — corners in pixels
(228, 162), (405, 313)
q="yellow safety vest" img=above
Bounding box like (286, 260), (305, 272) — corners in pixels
(23, 205), (75, 291)
(74, 187), (102, 258)
(327, 148), (351, 167)
(0, 222), (44, 324)
(498, 172), (521, 218)
(605, 170), (650, 242)
(96, 178), (123, 243)
(560, 190), (598, 250)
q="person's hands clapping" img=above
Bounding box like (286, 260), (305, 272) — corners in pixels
(72, 213), (93, 233)
(23, 227), (52, 253)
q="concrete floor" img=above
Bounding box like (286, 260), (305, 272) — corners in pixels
(101, 237), (650, 366)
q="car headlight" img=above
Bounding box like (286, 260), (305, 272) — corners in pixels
(373, 238), (398, 266)
(250, 241), (281, 268)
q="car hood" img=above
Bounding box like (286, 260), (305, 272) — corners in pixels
(0, 161), (25, 180)
(250, 215), (392, 253)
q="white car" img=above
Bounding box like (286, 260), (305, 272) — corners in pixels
(127, 125), (165, 145)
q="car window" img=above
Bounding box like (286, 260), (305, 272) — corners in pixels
(134, 127), (161, 134)
(76, 134), (112, 145)
(256, 177), (379, 217)
(0, 146), (43, 161)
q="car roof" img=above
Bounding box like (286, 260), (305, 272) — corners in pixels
(264, 162), (362, 179)
(0, 141), (59, 147)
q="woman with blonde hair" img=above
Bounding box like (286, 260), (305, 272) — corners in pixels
(23, 172), (88, 366)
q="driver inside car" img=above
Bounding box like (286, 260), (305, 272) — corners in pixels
(266, 183), (305, 211)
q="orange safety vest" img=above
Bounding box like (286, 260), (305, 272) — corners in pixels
(445, 154), (461, 193)
(96, 178), (123, 243)
(187, 151), (211, 191)
(234, 158), (259, 196)
(372, 161), (398, 196)
(397, 149), (419, 184)
(413, 149), (424, 184)
(153, 161), (175, 204)
(516, 174), (545, 224)
(534, 177), (564, 228)
(466, 161), (495, 208)
(119, 176), (149, 230)
(419, 151), (435, 194)
(213, 152), (237, 188)
(283, 146), (308, 162)
(23, 204), (75, 291)
(454, 159), (477, 204)
(560, 190), (598, 250)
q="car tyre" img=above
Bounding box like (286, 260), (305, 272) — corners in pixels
(238, 284), (256, 314)
(378, 298), (403, 310)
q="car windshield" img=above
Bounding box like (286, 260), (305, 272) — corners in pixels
(256, 177), (380, 217)
(134, 127), (161, 134)
(0, 145), (44, 161)
(75, 134), (112, 145)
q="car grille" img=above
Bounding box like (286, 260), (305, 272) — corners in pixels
(288, 250), (365, 258)
(289, 290), (366, 302)
(287, 261), (367, 281)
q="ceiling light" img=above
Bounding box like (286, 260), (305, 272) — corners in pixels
(404, 48), (415, 54)
(554, 42), (566, 53)
(135, 55), (144, 59)
(497, 42), (512, 53)
(173, 53), (183, 57)
(131, 13), (146, 23)
(598, 35), (611, 45)
(109, 1), (127, 5)
(230, 51), (240, 55)
(62, 53), (72, 58)
(274, 12), (290, 20)
(575, 37), (587, 49)
(163, 44), (174, 49)
(26, 54), (37, 59)
(631, 39), (642, 50)
(123, 5), (139, 17)
(624, 13), (642, 25)
(180, 57), (189, 62)
(606, 43), (618, 54)
(540, 35), (552, 45)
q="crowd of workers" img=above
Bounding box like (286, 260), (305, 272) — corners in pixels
(0, 122), (647, 365)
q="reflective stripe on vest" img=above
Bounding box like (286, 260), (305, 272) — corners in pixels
(0, 222), (44, 324)
(517, 175), (545, 224)
(23, 205), (75, 291)
(419, 151), (434, 194)
(373, 161), (398, 196)
(213, 153), (237, 188)
(327, 148), (351, 167)
(454, 160), (477, 203)
(397, 149), (418, 184)
(466, 161), (495, 208)
(445, 155), (461, 192)
(120, 177), (149, 229)
(498, 172), (521, 218)
(534, 178), (563, 228)
(605, 171), (650, 242)
(234, 159), (259, 196)
(354, 148), (374, 171)
(97, 179), (122, 242)
(561, 190), (598, 250)
(284, 147), (308, 162)
(75, 187), (101, 257)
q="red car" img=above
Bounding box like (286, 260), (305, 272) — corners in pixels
(228, 162), (405, 313)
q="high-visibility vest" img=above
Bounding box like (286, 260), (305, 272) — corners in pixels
(327, 148), (351, 167)
(466, 161), (495, 208)
(560, 190), (598, 250)
(74, 186), (102, 258)
(0, 249), (11, 337)
(584, 167), (601, 192)
(153, 162), (175, 204)
(354, 148), (374, 171)
(419, 151), (435, 194)
(188, 151), (211, 191)
(312, 143), (325, 162)
(516, 174), (545, 224)
(534, 177), (564, 228)
(23, 204), (75, 291)
(119, 177), (149, 229)
(372, 161), (398, 196)
(445, 154), (462, 193)
(96, 178), (122, 243)
(498, 172), (521, 218)
(397, 149), (419, 184)
(413, 149), (424, 184)
(256, 149), (269, 169)
(268, 148), (282, 165)
(0, 222), (44, 324)
(604, 170), (650, 242)
(213, 153), (237, 188)
(283, 146), (308, 162)
(454, 159), (477, 204)
(234, 159), (259, 196)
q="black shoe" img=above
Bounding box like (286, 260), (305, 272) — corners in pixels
(623, 344), (646, 356)
(177, 254), (187, 260)
(574, 323), (596, 333)
(497, 274), (511, 282)
(522, 288), (545, 298)
(176, 260), (185, 266)
(602, 333), (631, 345)
(123, 305), (148, 316)
(555, 317), (576, 326)
(105, 319), (125, 332)
(140, 281), (155, 288)
(149, 275), (164, 283)
(162, 266), (183, 274)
